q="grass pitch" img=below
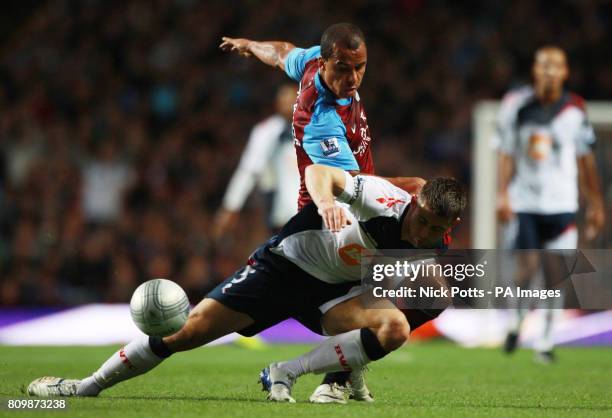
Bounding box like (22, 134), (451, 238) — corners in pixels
(1, 341), (611, 417)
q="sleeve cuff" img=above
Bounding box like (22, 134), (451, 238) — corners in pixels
(337, 171), (355, 203)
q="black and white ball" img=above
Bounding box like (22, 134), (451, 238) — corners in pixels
(130, 279), (190, 337)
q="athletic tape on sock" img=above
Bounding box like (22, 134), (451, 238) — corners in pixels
(360, 328), (388, 361)
(149, 336), (174, 359)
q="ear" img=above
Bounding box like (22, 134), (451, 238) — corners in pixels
(562, 64), (569, 81)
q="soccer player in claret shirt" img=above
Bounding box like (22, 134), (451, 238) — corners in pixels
(495, 46), (605, 363)
(220, 22), (427, 402)
(220, 22), (375, 210)
(220, 22), (421, 401)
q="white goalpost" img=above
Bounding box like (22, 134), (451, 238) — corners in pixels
(471, 101), (612, 249)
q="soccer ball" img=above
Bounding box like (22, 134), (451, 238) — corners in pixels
(130, 279), (191, 337)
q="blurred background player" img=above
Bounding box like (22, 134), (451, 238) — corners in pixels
(212, 84), (299, 238)
(212, 84), (298, 350)
(495, 46), (605, 363)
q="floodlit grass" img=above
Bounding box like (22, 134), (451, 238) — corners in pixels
(1, 341), (611, 417)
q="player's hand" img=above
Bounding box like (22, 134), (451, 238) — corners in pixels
(497, 192), (513, 223)
(219, 37), (253, 57)
(585, 201), (605, 241)
(318, 202), (351, 233)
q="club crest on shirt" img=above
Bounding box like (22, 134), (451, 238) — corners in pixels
(338, 243), (365, 266)
(320, 137), (341, 157)
(528, 131), (553, 161)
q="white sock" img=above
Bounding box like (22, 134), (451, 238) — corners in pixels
(77, 335), (165, 396)
(279, 329), (370, 377)
(508, 285), (531, 334)
(508, 307), (529, 334)
(536, 295), (563, 352)
(77, 376), (102, 396)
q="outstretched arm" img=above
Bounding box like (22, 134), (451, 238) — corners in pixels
(305, 164), (351, 232)
(219, 37), (296, 71)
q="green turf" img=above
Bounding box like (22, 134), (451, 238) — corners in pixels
(1, 341), (611, 417)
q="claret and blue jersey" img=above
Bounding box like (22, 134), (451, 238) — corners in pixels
(284, 46), (375, 209)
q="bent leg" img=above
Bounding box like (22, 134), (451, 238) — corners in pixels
(274, 298), (410, 383)
(312, 294), (422, 393)
(78, 298), (253, 396)
(322, 296), (411, 351)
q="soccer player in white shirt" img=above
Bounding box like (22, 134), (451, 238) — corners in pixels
(494, 46), (605, 363)
(213, 84), (299, 237)
(27, 165), (465, 402)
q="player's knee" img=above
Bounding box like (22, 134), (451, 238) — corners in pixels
(377, 311), (411, 351)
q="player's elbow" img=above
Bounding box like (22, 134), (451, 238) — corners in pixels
(377, 311), (411, 351)
(278, 42), (297, 70)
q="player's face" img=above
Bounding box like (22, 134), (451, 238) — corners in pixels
(532, 48), (568, 100)
(319, 43), (367, 99)
(402, 197), (457, 248)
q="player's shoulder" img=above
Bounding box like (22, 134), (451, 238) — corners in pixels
(303, 53), (320, 71)
(256, 114), (286, 129)
(289, 45), (321, 63)
(346, 174), (412, 220)
(295, 67), (321, 111)
(253, 114), (286, 135)
(501, 85), (534, 107)
(295, 49), (320, 85)
(561, 91), (587, 114)
(498, 85), (534, 121)
(358, 174), (412, 202)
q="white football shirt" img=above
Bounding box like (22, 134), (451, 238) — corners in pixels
(270, 173), (412, 284)
(492, 86), (596, 214)
(222, 115), (300, 227)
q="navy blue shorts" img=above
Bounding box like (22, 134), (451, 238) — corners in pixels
(516, 212), (576, 249)
(206, 241), (355, 336)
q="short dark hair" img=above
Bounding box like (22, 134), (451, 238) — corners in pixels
(320, 23), (365, 60)
(420, 177), (467, 220)
(534, 45), (568, 64)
